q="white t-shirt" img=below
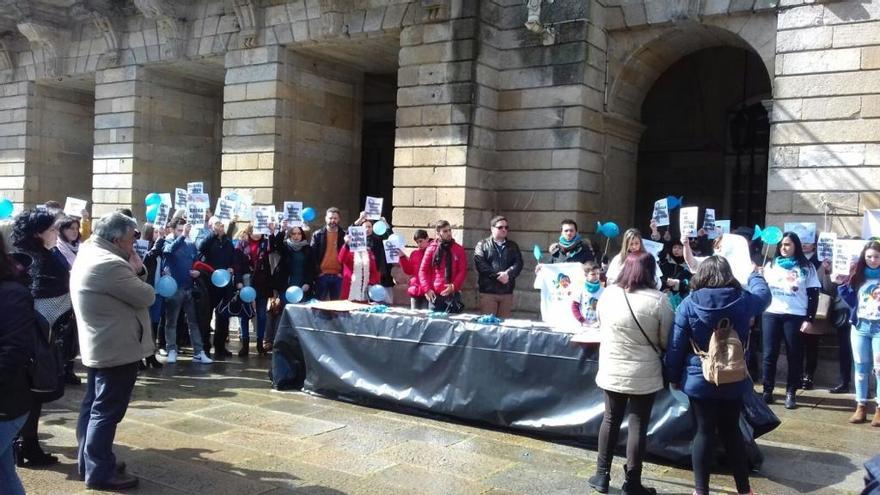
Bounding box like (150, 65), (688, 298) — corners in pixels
(605, 253), (663, 290)
(764, 261), (821, 316)
(857, 278), (880, 322)
(575, 284), (603, 328)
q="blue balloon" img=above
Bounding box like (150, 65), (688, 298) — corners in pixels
(0, 198), (13, 219)
(373, 220), (388, 236)
(145, 203), (159, 223)
(388, 233), (406, 247)
(302, 207), (316, 222)
(666, 195), (684, 210)
(752, 224), (763, 241)
(368, 284), (386, 302)
(532, 244), (542, 261)
(239, 286), (257, 303)
(145, 193), (161, 206)
(211, 269), (231, 288)
(285, 285), (304, 304)
(761, 226), (783, 245)
(156, 275), (177, 298)
(596, 221), (620, 238)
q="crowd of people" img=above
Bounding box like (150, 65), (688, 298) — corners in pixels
(0, 199), (879, 494)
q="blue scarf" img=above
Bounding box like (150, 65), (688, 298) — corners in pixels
(775, 256), (797, 270)
(866, 266), (880, 279)
(559, 234), (582, 249)
(585, 280), (601, 294)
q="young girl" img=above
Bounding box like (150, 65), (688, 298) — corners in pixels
(572, 261), (603, 328)
(838, 240), (880, 426)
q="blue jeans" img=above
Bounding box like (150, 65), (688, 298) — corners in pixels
(315, 274), (342, 300)
(77, 362), (139, 484)
(0, 414), (27, 495)
(164, 288), (205, 354)
(240, 296), (268, 342)
(852, 320), (880, 405)
(762, 312), (805, 393)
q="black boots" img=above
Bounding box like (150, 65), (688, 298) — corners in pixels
(830, 382), (850, 394)
(238, 340), (250, 357)
(801, 375), (814, 390)
(145, 355), (163, 369)
(620, 464), (656, 495)
(256, 339), (266, 355)
(14, 439), (59, 468)
(588, 467), (610, 493)
(785, 391), (797, 410)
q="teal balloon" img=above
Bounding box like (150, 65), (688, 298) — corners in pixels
(239, 286), (257, 303)
(373, 220), (388, 236)
(388, 233), (405, 247)
(597, 221), (620, 238)
(211, 269), (231, 288)
(145, 193), (161, 206)
(532, 244), (542, 261)
(761, 226), (783, 245)
(285, 285), (304, 304)
(0, 198), (12, 219)
(368, 284), (386, 302)
(302, 207), (316, 222)
(145, 203), (159, 222)
(752, 224), (763, 241)
(156, 275), (177, 298)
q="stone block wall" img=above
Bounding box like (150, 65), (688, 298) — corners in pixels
(0, 82), (31, 206)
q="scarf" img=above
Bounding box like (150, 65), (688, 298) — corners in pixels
(775, 256), (797, 270)
(349, 250), (370, 301)
(433, 240), (454, 283)
(665, 252), (686, 267)
(585, 280), (601, 294)
(285, 239), (309, 251)
(865, 266), (880, 279)
(56, 239), (78, 268)
(558, 234), (582, 249)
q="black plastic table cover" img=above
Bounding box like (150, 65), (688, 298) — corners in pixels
(274, 305), (779, 465)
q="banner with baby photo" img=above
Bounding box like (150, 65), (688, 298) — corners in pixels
(533, 262), (585, 332)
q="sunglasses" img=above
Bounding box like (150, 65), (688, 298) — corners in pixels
(493, 225), (509, 230)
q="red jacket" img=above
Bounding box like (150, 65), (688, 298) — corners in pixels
(399, 245), (428, 297)
(419, 239), (467, 294)
(338, 244), (380, 301)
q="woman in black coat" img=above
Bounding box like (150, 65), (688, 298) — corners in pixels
(0, 232), (34, 492)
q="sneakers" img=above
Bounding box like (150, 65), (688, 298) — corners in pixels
(158, 349), (168, 357)
(784, 392), (797, 410)
(166, 349), (177, 364)
(192, 351), (213, 364)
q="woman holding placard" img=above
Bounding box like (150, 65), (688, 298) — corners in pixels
(605, 228), (662, 290)
(338, 220), (380, 302)
(273, 225), (316, 299)
(837, 240), (880, 425)
(761, 232), (821, 409)
(233, 225), (274, 356)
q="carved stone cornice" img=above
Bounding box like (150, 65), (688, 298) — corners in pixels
(0, 37), (14, 72)
(231, 0), (258, 48)
(17, 20), (67, 78)
(421, 0), (451, 23)
(133, 0), (186, 58)
(91, 10), (120, 68)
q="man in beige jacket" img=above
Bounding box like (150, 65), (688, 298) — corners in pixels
(71, 212), (155, 490)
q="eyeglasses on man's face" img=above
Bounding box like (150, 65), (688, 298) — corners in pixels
(493, 224), (509, 230)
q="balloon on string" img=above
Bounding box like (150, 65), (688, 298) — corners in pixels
(211, 269), (231, 288)
(532, 244), (542, 261)
(388, 233), (405, 247)
(156, 275), (178, 298)
(761, 226), (783, 245)
(239, 286), (257, 303)
(145, 203), (160, 223)
(0, 197), (13, 219)
(302, 207), (316, 222)
(285, 285), (304, 304)
(368, 284), (386, 302)
(145, 192), (161, 206)
(666, 196), (684, 210)
(372, 220), (388, 236)
(596, 221), (620, 238)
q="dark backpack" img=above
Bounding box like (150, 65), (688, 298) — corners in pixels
(28, 312), (66, 402)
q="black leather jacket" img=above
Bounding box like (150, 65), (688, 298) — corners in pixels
(473, 237), (524, 295)
(310, 226), (345, 274)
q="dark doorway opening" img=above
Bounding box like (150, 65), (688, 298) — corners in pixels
(360, 74), (397, 224)
(634, 47), (772, 231)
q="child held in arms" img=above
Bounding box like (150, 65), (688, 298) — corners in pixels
(572, 261), (604, 328)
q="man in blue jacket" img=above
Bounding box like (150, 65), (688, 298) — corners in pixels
(163, 218), (212, 364)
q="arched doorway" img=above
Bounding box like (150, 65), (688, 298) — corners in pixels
(634, 47), (772, 228)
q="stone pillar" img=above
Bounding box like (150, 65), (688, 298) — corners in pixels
(0, 81), (32, 207)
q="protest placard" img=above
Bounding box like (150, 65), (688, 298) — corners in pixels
(174, 188), (188, 210)
(216, 198), (235, 226)
(187, 181), (204, 195)
(642, 239), (664, 260)
(364, 196), (383, 220)
(252, 206), (275, 235)
(703, 208), (717, 238)
(679, 207), (698, 238)
(283, 201), (303, 226)
(153, 193), (173, 227)
(134, 239), (150, 260)
(817, 232), (836, 263)
(784, 222), (817, 244)
(863, 210), (880, 240)
(63, 197), (87, 218)
(652, 198), (670, 227)
(715, 220), (731, 236)
(833, 239), (866, 276)
(348, 226), (368, 252)
(383, 240), (401, 263)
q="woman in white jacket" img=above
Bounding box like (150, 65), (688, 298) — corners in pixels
(589, 251), (673, 495)
(605, 228), (662, 290)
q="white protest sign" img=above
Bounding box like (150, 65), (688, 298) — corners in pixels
(680, 206), (699, 238)
(784, 222), (817, 244)
(187, 224), (206, 244)
(703, 208), (717, 239)
(215, 198), (235, 226)
(188, 203), (207, 225)
(863, 209), (880, 240)
(153, 193), (173, 227)
(232, 192), (252, 220)
(833, 239), (866, 277)
(817, 232), (836, 263)
(348, 226), (368, 252)
(134, 239), (150, 260)
(174, 188), (188, 210)
(252, 206), (275, 235)
(383, 239), (401, 263)
(715, 220), (731, 236)
(187, 181), (204, 195)
(364, 196), (383, 220)
(283, 201), (303, 227)
(63, 197), (87, 218)
(652, 198), (670, 227)
(642, 239), (664, 260)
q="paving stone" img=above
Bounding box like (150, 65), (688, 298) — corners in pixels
(364, 463), (491, 495)
(206, 428), (323, 459)
(448, 436), (584, 469)
(298, 446), (397, 476)
(158, 416), (237, 436)
(373, 440), (514, 481)
(194, 403), (345, 438)
(120, 451), (276, 495)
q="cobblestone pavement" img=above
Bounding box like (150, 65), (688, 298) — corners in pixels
(19, 351), (879, 495)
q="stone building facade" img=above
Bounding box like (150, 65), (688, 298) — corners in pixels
(0, 0), (877, 311)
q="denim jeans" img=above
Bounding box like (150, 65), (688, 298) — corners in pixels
(164, 288), (205, 354)
(762, 312), (805, 393)
(315, 274), (342, 301)
(852, 320), (880, 405)
(240, 296), (268, 343)
(0, 414), (27, 495)
(77, 362), (139, 485)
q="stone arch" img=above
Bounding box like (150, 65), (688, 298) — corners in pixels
(606, 15), (776, 120)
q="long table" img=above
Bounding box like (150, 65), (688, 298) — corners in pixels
(274, 305), (779, 465)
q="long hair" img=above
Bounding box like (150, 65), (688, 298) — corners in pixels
(616, 252), (656, 292)
(847, 240), (880, 291)
(12, 209), (56, 253)
(56, 216), (81, 244)
(617, 228), (644, 262)
(287, 225), (310, 242)
(691, 255), (742, 291)
(774, 232), (810, 268)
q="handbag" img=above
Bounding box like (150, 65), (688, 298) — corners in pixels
(815, 293), (832, 320)
(623, 291), (664, 363)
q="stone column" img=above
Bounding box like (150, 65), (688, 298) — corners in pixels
(0, 81), (32, 207)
